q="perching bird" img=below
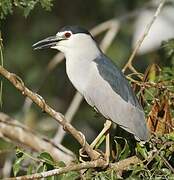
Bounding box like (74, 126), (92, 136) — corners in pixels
(33, 26), (149, 145)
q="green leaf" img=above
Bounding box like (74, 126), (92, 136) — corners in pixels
(114, 137), (130, 160)
(38, 152), (54, 166)
(95, 134), (106, 149)
(56, 161), (66, 168)
(38, 152), (55, 170)
(0, 0), (53, 19)
(164, 132), (174, 141)
(13, 156), (25, 176)
(37, 163), (47, 173)
(27, 164), (33, 175)
(136, 143), (148, 159)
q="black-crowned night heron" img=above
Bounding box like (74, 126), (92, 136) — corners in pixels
(33, 26), (149, 161)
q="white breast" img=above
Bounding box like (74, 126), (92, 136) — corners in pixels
(65, 55), (93, 94)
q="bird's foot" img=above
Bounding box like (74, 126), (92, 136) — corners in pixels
(79, 148), (89, 162)
(79, 148), (102, 163)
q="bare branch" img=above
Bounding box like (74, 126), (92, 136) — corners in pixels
(122, 0), (167, 74)
(6, 159), (105, 180)
(110, 156), (141, 171)
(6, 156), (142, 180)
(100, 21), (120, 51)
(0, 66), (100, 160)
(0, 112), (74, 163)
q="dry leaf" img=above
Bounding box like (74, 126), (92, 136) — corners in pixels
(147, 96), (173, 135)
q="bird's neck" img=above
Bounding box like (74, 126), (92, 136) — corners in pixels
(65, 47), (101, 93)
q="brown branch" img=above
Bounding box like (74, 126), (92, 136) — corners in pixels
(6, 156), (142, 180)
(110, 156), (141, 171)
(0, 112), (74, 163)
(122, 0), (167, 74)
(6, 159), (105, 180)
(7, 143), (174, 179)
(0, 65), (100, 160)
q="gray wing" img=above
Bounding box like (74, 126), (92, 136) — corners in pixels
(84, 54), (149, 141)
(94, 54), (142, 110)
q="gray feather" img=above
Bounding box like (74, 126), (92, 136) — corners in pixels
(94, 54), (142, 110)
(83, 54), (149, 141)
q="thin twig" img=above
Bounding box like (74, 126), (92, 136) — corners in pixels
(122, 0), (167, 74)
(6, 159), (106, 180)
(0, 66), (100, 160)
(145, 141), (174, 168)
(160, 155), (174, 173)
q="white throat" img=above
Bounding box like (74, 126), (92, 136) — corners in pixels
(59, 34), (101, 93)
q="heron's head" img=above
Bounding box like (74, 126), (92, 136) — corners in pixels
(32, 26), (99, 56)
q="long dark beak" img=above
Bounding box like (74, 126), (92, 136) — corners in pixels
(32, 35), (64, 50)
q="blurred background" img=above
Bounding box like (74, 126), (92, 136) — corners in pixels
(0, 0), (174, 178)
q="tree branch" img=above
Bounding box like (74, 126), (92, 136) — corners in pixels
(6, 156), (142, 180)
(0, 66), (100, 160)
(0, 112), (74, 163)
(110, 156), (141, 171)
(122, 0), (167, 74)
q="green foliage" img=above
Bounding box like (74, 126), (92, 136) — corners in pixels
(0, 0), (53, 19)
(12, 148), (79, 179)
(114, 137), (131, 161)
(13, 156), (25, 176)
(38, 152), (55, 167)
(129, 135), (174, 179)
(11, 133), (174, 179)
(82, 135), (174, 179)
(136, 143), (148, 159)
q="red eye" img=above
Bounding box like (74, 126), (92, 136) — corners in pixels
(65, 32), (71, 38)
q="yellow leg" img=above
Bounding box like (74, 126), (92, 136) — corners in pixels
(105, 130), (110, 164)
(90, 120), (112, 149)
